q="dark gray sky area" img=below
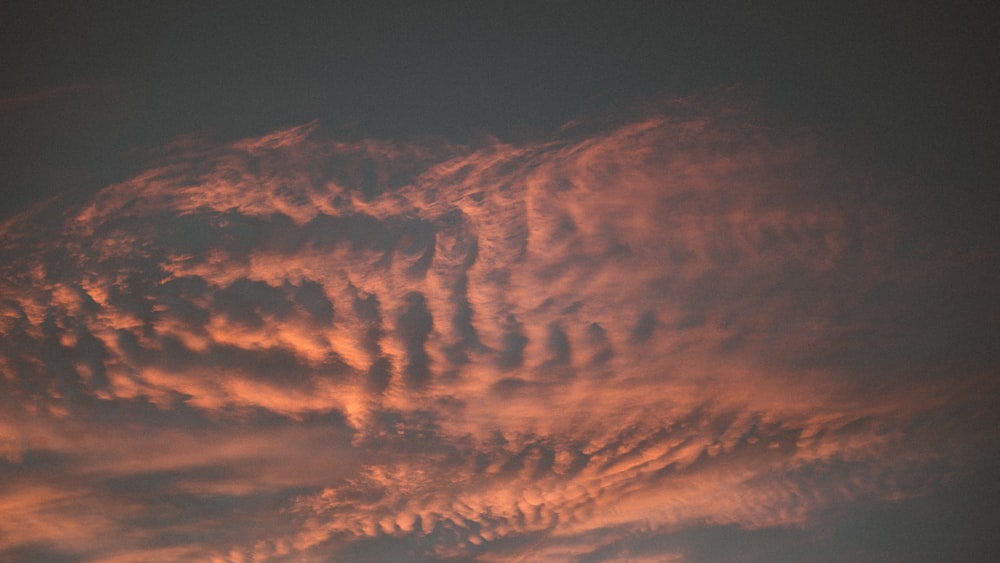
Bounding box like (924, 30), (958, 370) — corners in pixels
(3, 2), (997, 213)
(1, 2), (998, 562)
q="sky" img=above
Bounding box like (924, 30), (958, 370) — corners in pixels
(1, 2), (999, 562)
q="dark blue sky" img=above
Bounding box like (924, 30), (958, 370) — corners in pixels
(3, 1), (997, 213)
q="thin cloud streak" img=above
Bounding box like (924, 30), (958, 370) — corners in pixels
(0, 81), (102, 113)
(0, 97), (997, 561)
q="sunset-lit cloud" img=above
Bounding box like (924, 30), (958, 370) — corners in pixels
(1, 98), (997, 561)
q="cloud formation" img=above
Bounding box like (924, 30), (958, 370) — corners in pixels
(1, 98), (997, 561)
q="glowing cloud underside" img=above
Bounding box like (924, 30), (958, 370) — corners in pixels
(0, 100), (996, 562)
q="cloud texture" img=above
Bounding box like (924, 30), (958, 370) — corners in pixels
(1, 98), (997, 562)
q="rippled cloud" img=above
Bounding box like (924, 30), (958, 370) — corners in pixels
(1, 98), (996, 562)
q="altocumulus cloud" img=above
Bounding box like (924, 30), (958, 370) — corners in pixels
(0, 98), (997, 562)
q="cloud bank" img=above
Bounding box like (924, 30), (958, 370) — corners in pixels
(1, 98), (997, 562)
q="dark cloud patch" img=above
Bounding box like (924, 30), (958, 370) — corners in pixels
(444, 274), (480, 366)
(436, 210), (480, 269)
(155, 212), (226, 255)
(256, 212), (306, 256)
(329, 535), (439, 563)
(40, 316), (85, 401)
(0, 306), (41, 389)
(630, 309), (658, 343)
(84, 395), (219, 430)
(435, 210), (483, 365)
(161, 275), (210, 298)
(396, 217), (436, 277)
(396, 292), (433, 387)
(360, 410), (454, 457)
(299, 213), (441, 274)
(586, 322), (614, 366)
(213, 277), (293, 327)
(804, 463), (1000, 563)
(570, 460), (1000, 563)
(359, 158), (379, 200)
(552, 213), (578, 240)
(211, 211), (268, 258)
(29, 321), (131, 412)
(107, 274), (160, 324)
(201, 343), (337, 386)
(121, 209), (284, 264)
(300, 213), (353, 251)
(3, 362), (49, 403)
(0, 545), (81, 563)
(90, 477), (303, 558)
(290, 279), (334, 325)
(72, 327), (110, 391)
(0, 449), (76, 489)
(318, 147), (434, 203)
(528, 442), (558, 480)
(274, 182), (311, 208)
(561, 300), (583, 315)
(544, 323), (571, 367)
(491, 377), (532, 395)
(532, 297), (556, 314)
(115, 327), (337, 392)
(159, 277), (212, 328)
(574, 523), (811, 563)
(351, 285), (385, 358)
(113, 328), (152, 365)
(69, 285), (102, 315)
(674, 312), (706, 330)
(496, 314), (528, 371)
(328, 520), (549, 563)
(366, 356), (393, 393)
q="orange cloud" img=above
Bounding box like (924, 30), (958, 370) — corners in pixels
(0, 97), (997, 561)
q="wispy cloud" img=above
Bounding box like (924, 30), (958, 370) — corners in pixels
(0, 81), (103, 114)
(1, 97), (996, 561)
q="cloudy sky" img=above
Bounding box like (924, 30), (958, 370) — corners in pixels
(1, 2), (999, 562)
